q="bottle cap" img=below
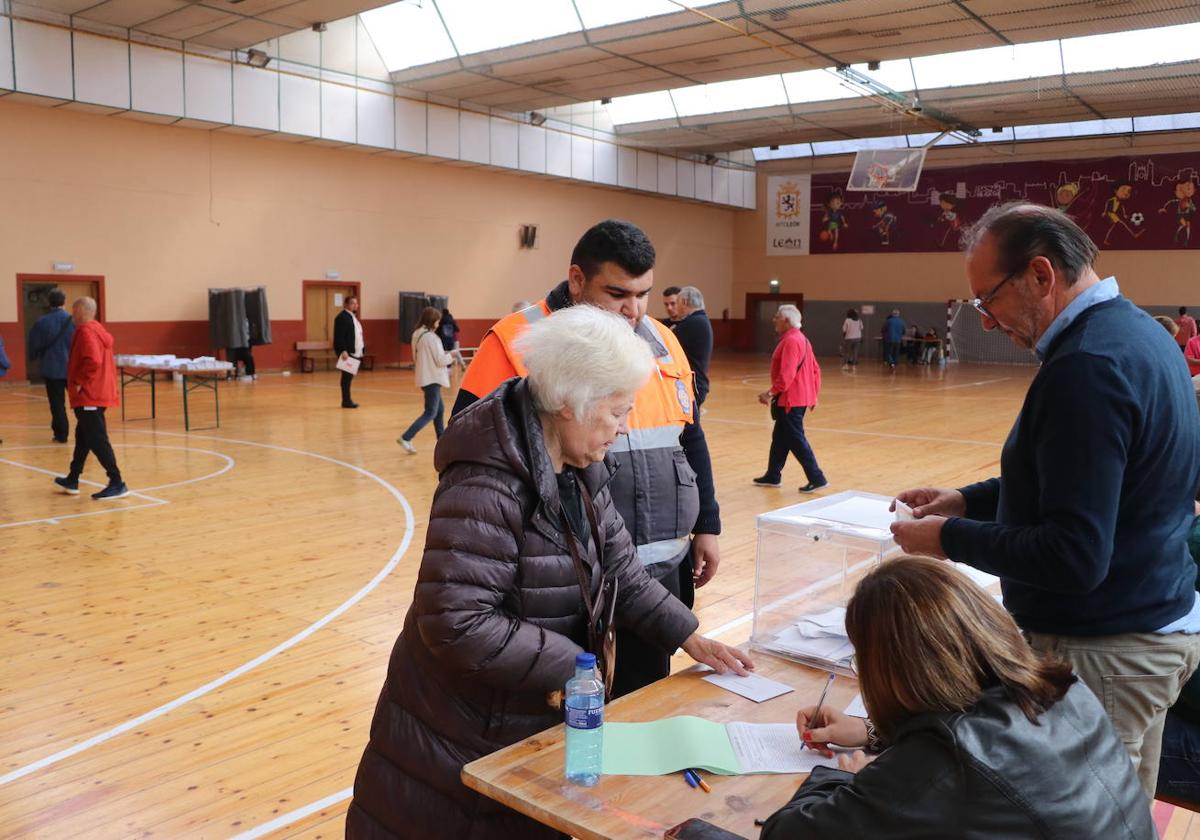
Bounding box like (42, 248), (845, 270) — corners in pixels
(575, 653), (596, 668)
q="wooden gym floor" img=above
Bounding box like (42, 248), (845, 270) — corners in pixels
(1, 354), (1195, 838)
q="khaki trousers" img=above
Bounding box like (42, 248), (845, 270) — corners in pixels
(1028, 630), (1200, 800)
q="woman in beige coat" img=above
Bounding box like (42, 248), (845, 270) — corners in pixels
(398, 306), (454, 454)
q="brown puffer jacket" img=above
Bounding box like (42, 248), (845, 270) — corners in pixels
(346, 378), (699, 840)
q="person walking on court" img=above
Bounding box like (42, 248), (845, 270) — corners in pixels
(398, 307), (453, 454)
(55, 297), (127, 500)
(334, 296), (364, 409)
(1178, 306), (1197, 353)
(841, 308), (862, 369)
(882, 309), (905, 370)
(755, 304), (827, 493)
(27, 289), (75, 443)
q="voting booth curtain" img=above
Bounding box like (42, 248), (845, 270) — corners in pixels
(209, 287), (272, 349)
(399, 292), (448, 342)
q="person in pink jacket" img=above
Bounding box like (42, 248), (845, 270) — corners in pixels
(754, 304), (827, 493)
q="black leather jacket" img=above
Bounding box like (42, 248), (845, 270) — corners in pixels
(761, 681), (1153, 839)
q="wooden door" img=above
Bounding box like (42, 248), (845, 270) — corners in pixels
(20, 278), (100, 383)
(304, 285), (358, 342)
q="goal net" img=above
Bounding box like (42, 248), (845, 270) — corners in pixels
(946, 300), (1039, 365)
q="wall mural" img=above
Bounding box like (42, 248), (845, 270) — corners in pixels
(808, 151), (1198, 254)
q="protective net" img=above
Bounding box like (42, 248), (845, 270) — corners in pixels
(946, 300), (1039, 365)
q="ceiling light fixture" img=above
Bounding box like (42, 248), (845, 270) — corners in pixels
(245, 48), (271, 69)
(529, 111), (547, 126)
(312, 22), (327, 32)
(600, 97), (612, 105)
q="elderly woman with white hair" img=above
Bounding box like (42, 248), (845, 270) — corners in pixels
(755, 304), (827, 493)
(347, 305), (753, 840)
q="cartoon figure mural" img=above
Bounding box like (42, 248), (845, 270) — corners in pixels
(871, 199), (897, 246)
(935, 193), (961, 247)
(1102, 180), (1145, 245)
(820, 190), (848, 250)
(1159, 180), (1196, 246)
(1053, 182), (1081, 215)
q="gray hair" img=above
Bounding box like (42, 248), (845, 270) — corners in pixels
(73, 296), (97, 316)
(678, 286), (705, 310)
(962, 202), (1098, 287)
(514, 305), (654, 418)
(777, 304), (803, 329)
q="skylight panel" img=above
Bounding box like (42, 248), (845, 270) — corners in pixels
(1013, 117), (1133, 140)
(753, 143), (813, 160)
(670, 76), (789, 117)
(852, 59), (916, 92)
(573, 0), (724, 29)
(605, 90), (678, 125)
(782, 69), (860, 104)
(360, 1), (458, 72)
(911, 41), (1062, 89)
(1133, 112), (1200, 132)
(1061, 22), (1200, 73)
(435, 0), (581, 56)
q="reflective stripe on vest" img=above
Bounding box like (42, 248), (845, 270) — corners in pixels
(637, 536), (691, 569)
(608, 424), (682, 454)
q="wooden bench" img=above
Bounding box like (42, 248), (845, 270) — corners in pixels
(296, 341), (376, 373)
(296, 340), (333, 373)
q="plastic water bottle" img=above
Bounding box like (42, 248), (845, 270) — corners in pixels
(564, 652), (604, 786)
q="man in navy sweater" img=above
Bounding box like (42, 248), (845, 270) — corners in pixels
(27, 289), (76, 443)
(892, 202), (1200, 799)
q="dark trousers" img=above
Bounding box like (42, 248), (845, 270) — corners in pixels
(611, 548), (695, 699)
(401, 384), (444, 441)
(883, 340), (901, 366)
(764, 405), (825, 485)
(44, 377), (69, 442)
(229, 346), (255, 377)
(1158, 710), (1200, 806)
(340, 368), (356, 405)
(69, 407), (122, 484)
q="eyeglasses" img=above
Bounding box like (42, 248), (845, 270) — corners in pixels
(971, 267), (1023, 322)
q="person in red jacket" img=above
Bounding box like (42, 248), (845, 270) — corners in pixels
(755, 304), (827, 493)
(55, 297), (127, 500)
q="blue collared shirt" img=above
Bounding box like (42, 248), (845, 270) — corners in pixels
(1034, 276), (1120, 360)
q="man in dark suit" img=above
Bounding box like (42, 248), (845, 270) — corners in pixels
(333, 295), (363, 408)
(671, 286), (713, 407)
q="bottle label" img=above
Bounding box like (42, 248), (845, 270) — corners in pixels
(565, 706), (603, 730)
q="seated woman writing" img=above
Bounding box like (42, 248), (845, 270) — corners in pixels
(761, 556), (1153, 839)
(346, 305), (753, 840)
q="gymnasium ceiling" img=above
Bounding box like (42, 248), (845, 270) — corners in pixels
(9, 0), (392, 50)
(359, 0), (1200, 154)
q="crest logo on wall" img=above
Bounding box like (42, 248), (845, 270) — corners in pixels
(775, 181), (803, 219)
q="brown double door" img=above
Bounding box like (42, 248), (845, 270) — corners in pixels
(303, 284), (358, 343)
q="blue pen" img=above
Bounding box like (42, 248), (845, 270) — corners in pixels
(682, 769), (699, 789)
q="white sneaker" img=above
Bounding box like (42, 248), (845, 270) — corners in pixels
(398, 438), (416, 454)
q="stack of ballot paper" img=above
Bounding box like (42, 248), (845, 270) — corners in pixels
(763, 607), (855, 673)
(601, 716), (839, 776)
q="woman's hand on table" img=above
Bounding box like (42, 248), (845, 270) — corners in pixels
(796, 705), (868, 751)
(682, 634), (754, 676)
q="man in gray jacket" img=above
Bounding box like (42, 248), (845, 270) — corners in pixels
(27, 289), (76, 443)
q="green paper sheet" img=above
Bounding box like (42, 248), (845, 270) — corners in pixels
(600, 716), (740, 776)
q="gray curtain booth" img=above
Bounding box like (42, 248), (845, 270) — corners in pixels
(399, 292), (449, 342)
(209, 287), (272, 349)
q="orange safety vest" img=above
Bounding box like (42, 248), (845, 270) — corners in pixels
(461, 300), (699, 569)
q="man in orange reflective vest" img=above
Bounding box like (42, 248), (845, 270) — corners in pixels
(452, 219), (721, 697)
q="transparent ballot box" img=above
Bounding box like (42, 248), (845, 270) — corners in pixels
(751, 491), (899, 675)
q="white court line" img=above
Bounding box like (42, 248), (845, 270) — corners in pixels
(939, 376), (1011, 390)
(0, 444), (235, 493)
(0, 427), (416, 787)
(701, 415), (1001, 448)
(231, 786), (353, 840)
